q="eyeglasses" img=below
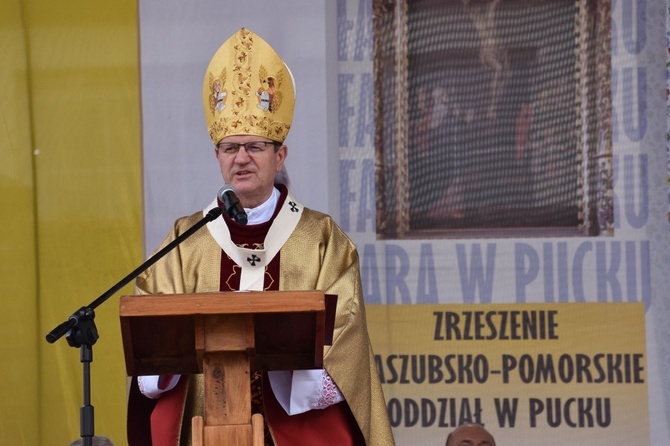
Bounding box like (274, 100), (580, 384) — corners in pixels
(216, 141), (279, 155)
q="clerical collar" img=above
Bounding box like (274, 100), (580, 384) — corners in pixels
(244, 187), (280, 225)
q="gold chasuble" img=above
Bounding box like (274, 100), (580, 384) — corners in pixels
(127, 186), (395, 446)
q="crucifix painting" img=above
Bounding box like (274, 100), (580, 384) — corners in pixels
(374, 0), (612, 239)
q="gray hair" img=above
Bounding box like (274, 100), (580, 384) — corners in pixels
(275, 165), (291, 189)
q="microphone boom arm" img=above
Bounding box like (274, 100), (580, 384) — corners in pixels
(46, 205), (223, 343)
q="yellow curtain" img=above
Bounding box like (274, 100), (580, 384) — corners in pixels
(0, 1), (141, 444)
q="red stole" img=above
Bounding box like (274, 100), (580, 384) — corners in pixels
(219, 186), (364, 445)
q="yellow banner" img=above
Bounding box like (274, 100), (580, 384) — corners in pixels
(367, 303), (649, 446)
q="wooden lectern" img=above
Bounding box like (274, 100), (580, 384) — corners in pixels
(120, 291), (336, 446)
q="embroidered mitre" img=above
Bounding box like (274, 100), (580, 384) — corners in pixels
(202, 28), (296, 144)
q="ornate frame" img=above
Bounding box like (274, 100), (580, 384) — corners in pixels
(373, 0), (612, 239)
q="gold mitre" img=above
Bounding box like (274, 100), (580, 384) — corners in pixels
(202, 28), (296, 145)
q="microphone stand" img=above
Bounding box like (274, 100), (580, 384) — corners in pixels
(46, 206), (223, 446)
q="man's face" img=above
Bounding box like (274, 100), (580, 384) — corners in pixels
(446, 424), (496, 446)
(215, 135), (287, 208)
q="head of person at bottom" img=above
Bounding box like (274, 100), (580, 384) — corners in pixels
(445, 422), (496, 446)
(201, 27), (295, 209)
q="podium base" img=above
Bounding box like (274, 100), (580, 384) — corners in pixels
(192, 413), (264, 446)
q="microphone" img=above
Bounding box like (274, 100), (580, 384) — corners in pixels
(217, 184), (248, 226)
